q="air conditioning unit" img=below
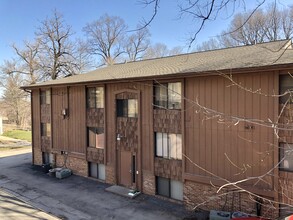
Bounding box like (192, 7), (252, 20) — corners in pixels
(56, 168), (72, 179)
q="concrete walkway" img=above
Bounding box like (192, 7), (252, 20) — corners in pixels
(0, 149), (193, 220)
(0, 189), (59, 220)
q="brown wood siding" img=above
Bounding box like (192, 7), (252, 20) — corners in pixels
(86, 108), (104, 128)
(68, 86), (86, 154)
(116, 117), (138, 151)
(154, 157), (182, 181)
(87, 147), (104, 164)
(32, 89), (41, 150)
(52, 87), (68, 151)
(40, 104), (51, 123)
(105, 82), (153, 172)
(279, 104), (293, 143)
(185, 72), (277, 191)
(153, 109), (181, 133)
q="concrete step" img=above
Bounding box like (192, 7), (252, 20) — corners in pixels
(105, 185), (140, 199)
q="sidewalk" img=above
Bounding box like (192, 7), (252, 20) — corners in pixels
(0, 189), (59, 220)
(0, 135), (31, 148)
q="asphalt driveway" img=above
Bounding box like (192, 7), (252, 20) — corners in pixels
(0, 149), (192, 220)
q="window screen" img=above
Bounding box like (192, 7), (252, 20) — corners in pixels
(170, 179), (183, 201)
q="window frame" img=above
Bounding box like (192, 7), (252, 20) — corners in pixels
(279, 74), (293, 104)
(40, 89), (51, 105)
(279, 143), (293, 172)
(87, 127), (105, 149)
(116, 99), (138, 118)
(155, 132), (182, 160)
(86, 86), (104, 109)
(89, 162), (106, 181)
(154, 82), (182, 110)
(41, 123), (51, 137)
(156, 176), (183, 201)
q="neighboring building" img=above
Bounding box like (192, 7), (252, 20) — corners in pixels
(23, 40), (293, 219)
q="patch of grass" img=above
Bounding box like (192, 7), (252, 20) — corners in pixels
(2, 130), (32, 142)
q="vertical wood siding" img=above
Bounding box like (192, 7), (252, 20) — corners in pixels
(32, 89), (41, 150)
(185, 72), (276, 190)
(68, 86), (86, 154)
(52, 87), (68, 151)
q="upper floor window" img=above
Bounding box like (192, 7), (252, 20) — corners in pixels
(154, 82), (181, 109)
(116, 99), (138, 118)
(280, 143), (293, 172)
(155, 132), (182, 160)
(87, 87), (104, 108)
(87, 127), (104, 148)
(41, 123), (51, 137)
(280, 75), (293, 104)
(40, 90), (51, 105)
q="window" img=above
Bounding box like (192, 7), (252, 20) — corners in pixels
(87, 87), (104, 108)
(41, 123), (51, 137)
(280, 75), (293, 104)
(88, 127), (104, 148)
(40, 90), (50, 105)
(156, 132), (182, 160)
(116, 99), (138, 118)
(156, 176), (183, 201)
(89, 162), (105, 180)
(280, 143), (293, 171)
(154, 82), (181, 109)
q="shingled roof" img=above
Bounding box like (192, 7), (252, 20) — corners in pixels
(23, 39), (293, 88)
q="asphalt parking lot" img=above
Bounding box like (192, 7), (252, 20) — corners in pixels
(0, 148), (193, 220)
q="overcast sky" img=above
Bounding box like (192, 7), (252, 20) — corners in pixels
(0, 0), (292, 65)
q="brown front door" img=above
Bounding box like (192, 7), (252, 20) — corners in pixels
(115, 91), (140, 189)
(119, 151), (133, 187)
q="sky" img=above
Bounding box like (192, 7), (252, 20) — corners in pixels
(0, 0), (292, 65)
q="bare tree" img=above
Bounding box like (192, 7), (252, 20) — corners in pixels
(143, 43), (184, 59)
(83, 14), (128, 65)
(219, 4), (293, 46)
(9, 40), (41, 84)
(1, 73), (29, 126)
(36, 10), (77, 80)
(125, 26), (151, 61)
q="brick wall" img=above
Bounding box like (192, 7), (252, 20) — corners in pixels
(142, 172), (156, 195)
(56, 154), (88, 177)
(184, 180), (277, 219)
(34, 148), (43, 165)
(105, 164), (116, 185)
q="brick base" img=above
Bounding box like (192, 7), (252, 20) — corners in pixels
(55, 154), (88, 177)
(105, 164), (116, 184)
(142, 172), (156, 195)
(184, 181), (277, 219)
(33, 148), (43, 165)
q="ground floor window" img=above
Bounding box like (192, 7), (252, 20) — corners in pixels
(279, 143), (293, 172)
(156, 176), (183, 201)
(87, 127), (104, 148)
(155, 132), (182, 160)
(42, 152), (54, 165)
(89, 162), (105, 180)
(41, 123), (51, 137)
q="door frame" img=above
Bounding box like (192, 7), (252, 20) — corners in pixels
(114, 89), (142, 190)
